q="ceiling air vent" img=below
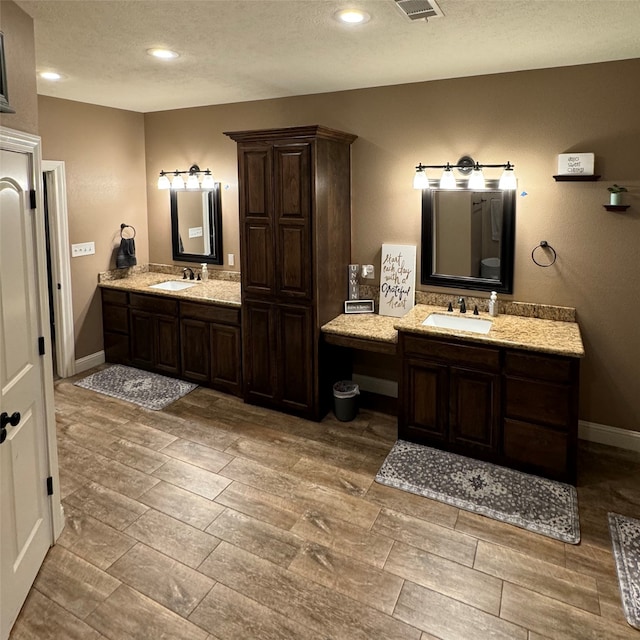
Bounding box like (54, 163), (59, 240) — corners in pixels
(394, 0), (444, 21)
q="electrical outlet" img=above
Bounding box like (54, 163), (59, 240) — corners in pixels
(71, 242), (95, 257)
(228, 253), (235, 266)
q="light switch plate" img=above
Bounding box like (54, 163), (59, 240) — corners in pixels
(71, 241), (95, 257)
(228, 253), (235, 266)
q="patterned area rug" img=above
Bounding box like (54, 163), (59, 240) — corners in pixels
(609, 513), (640, 630)
(376, 440), (580, 544)
(75, 365), (197, 410)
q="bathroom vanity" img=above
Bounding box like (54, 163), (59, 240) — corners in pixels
(323, 302), (584, 484)
(100, 272), (242, 396)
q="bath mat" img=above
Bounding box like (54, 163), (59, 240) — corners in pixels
(608, 512), (640, 630)
(375, 440), (580, 544)
(75, 365), (196, 410)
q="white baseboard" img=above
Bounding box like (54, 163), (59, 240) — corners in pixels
(579, 420), (640, 453)
(75, 350), (105, 374)
(352, 374), (640, 452)
(352, 374), (398, 398)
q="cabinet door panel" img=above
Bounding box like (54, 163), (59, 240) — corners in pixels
(243, 302), (277, 402)
(130, 310), (154, 370)
(274, 144), (311, 299)
(241, 147), (272, 218)
(400, 358), (448, 442)
(210, 324), (242, 396)
(449, 368), (500, 453)
(278, 225), (310, 298)
(278, 304), (313, 411)
(181, 319), (210, 383)
(155, 315), (180, 375)
(243, 223), (274, 295)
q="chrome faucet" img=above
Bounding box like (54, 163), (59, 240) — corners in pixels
(182, 267), (195, 280)
(458, 297), (466, 313)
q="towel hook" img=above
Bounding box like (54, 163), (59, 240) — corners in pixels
(531, 240), (557, 267)
(120, 223), (136, 239)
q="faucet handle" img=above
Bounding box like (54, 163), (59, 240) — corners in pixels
(447, 302), (453, 312)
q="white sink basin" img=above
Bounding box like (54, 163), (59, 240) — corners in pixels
(149, 280), (197, 291)
(422, 313), (492, 334)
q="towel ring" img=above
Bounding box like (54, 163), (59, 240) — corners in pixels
(531, 241), (557, 267)
(120, 223), (136, 239)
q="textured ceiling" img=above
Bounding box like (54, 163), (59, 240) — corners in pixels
(15, 0), (640, 113)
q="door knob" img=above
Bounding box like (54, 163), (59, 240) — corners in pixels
(1, 411), (21, 428)
(0, 412), (20, 445)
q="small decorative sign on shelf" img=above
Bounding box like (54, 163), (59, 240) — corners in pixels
(557, 153), (594, 176)
(344, 299), (375, 314)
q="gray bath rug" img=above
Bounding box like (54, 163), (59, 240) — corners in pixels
(609, 512), (640, 630)
(75, 365), (196, 410)
(375, 440), (580, 544)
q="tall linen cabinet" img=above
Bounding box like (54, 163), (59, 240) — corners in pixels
(225, 126), (356, 420)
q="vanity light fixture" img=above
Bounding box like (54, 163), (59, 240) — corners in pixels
(157, 164), (215, 190)
(413, 157), (516, 190)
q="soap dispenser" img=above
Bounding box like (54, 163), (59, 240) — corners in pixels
(200, 263), (209, 282)
(489, 291), (498, 317)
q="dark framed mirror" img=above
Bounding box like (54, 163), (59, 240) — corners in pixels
(170, 183), (223, 264)
(421, 180), (515, 293)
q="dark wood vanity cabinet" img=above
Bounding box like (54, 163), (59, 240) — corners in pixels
(102, 289), (130, 364)
(400, 336), (501, 459)
(129, 293), (180, 375)
(226, 125), (356, 419)
(101, 290), (242, 396)
(179, 301), (242, 396)
(399, 332), (579, 483)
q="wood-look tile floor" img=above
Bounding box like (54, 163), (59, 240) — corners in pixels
(10, 368), (640, 639)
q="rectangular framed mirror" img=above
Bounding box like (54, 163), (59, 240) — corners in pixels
(421, 180), (515, 293)
(170, 183), (223, 264)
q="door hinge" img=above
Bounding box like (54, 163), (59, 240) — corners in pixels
(46, 476), (54, 496)
(38, 336), (45, 355)
(30, 189), (37, 209)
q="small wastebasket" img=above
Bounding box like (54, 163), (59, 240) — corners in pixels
(333, 380), (360, 422)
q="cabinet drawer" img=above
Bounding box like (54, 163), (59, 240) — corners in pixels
(180, 301), (240, 325)
(503, 419), (568, 478)
(101, 288), (128, 306)
(505, 350), (575, 383)
(505, 377), (572, 428)
(130, 293), (177, 316)
(103, 304), (129, 334)
(402, 335), (500, 372)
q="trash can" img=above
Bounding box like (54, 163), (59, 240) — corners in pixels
(333, 380), (360, 422)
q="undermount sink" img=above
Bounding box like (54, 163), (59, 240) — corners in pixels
(422, 313), (492, 335)
(149, 280), (197, 292)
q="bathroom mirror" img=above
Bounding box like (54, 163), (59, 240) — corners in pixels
(421, 180), (515, 293)
(170, 184), (223, 264)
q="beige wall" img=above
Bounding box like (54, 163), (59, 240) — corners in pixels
(38, 96), (147, 358)
(0, 0), (38, 133)
(37, 58), (639, 432)
(145, 59), (639, 432)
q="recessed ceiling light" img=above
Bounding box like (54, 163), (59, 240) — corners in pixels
(334, 9), (371, 24)
(39, 71), (62, 81)
(147, 48), (180, 60)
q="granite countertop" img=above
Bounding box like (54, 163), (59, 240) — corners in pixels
(98, 271), (241, 307)
(322, 304), (585, 358)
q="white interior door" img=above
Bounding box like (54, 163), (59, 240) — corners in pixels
(0, 149), (54, 640)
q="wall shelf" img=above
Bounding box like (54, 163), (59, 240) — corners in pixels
(553, 175), (601, 182)
(603, 204), (630, 212)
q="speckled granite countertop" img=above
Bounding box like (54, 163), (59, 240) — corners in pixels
(98, 271), (241, 307)
(322, 304), (584, 358)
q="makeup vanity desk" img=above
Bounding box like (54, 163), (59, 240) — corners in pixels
(321, 304), (584, 484)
